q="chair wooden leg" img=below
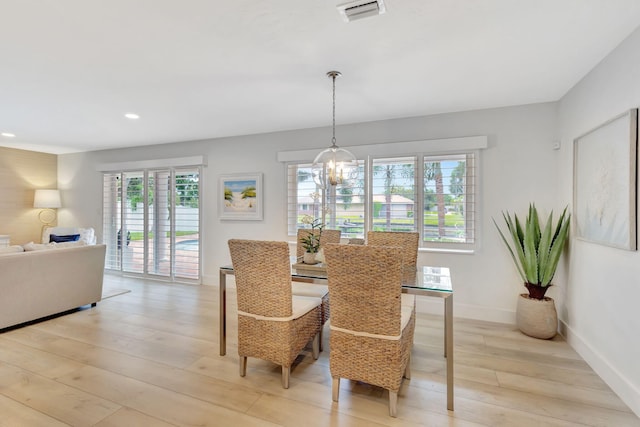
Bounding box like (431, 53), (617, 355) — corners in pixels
(404, 353), (411, 379)
(239, 356), (247, 377)
(282, 366), (290, 389)
(389, 391), (398, 417)
(332, 377), (340, 402)
(312, 333), (320, 360)
(319, 327), (324, 352)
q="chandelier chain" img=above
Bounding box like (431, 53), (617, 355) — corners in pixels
(332, 73), (336, 146)
(327, 70), (341, 147)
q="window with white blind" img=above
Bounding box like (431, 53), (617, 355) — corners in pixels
(287, 152), (477, 249)
(371, 157), (417, 233)
(287, 161), (365, 238)
(102, 167), (201, 282)
(423, 153), (475, 245)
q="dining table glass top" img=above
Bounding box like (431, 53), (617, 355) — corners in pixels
(221, 260), (452, 293)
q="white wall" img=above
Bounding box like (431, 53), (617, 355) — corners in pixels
(557, 27), (640, 416)
(58, 102), (559, 326)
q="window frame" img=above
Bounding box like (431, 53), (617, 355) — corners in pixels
(281, 137), (484, 252)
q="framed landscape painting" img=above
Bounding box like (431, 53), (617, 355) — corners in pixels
(219, 173), (263, 220)
(573, 108), (638, 250)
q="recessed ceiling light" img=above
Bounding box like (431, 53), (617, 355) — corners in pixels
(1, 132), (16, 138)
(124, 113), (140, 120)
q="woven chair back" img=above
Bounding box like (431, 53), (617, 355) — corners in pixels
(324, 243), (403, 336)
(228, 239), (293, 317)
(296, 228), (342, 258)
(366, 231), (419, 268)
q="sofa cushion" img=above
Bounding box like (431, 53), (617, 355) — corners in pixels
(24, 240), (88, 251)
(23, 242), (56, 251)
(50, 233), (81, 243)
(53, 240), (87, 248)
(0, 245), (25, 256)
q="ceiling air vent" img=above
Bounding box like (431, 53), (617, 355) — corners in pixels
(337, 0), (386, 22)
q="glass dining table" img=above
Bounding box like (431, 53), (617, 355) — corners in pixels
(218, 261), (454, 411)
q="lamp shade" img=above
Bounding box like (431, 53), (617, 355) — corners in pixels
(34, 189), (61, 208)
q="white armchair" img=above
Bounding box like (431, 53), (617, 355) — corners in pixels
(42, 226), (96, 245)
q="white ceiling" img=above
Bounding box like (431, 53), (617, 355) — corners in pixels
(1, 0), (640, 154)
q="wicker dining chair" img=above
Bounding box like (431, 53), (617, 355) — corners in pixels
(324, 243), (415, 417)
(295, 228), (342, 259)
(347, 237), (365, 245)
(367, 231), (419, 309)
(293, 228), (341, 350)
(290, 279), (330, 352)
(228, 239), (323, 389)
(366, 231), (419, 268)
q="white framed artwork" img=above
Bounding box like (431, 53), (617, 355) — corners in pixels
(219, 173), (263, 221)
(573, 108), (638, 251)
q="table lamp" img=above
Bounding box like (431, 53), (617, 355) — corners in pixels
(34, 189), (61, 226)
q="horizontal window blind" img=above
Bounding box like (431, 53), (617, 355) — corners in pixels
(286, 152), (477, 249)
(103, 167), (201, 282)
(173, 168), (200, 280)
(102, 173), (121, 271)
(287, 164), (324, 235)
(423, 153), (475, 244)
(371, 157), (417, 233)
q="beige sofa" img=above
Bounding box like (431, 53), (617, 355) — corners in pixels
(0, 244), (106, 330)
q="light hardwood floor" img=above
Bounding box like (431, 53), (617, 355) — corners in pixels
(0, 274), (638, 427)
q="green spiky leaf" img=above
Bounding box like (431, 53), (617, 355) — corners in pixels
(494, 204), (570, 288)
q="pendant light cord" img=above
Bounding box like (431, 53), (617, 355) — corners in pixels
(327, 71), (341, 148)
(332, 73), (336, 147)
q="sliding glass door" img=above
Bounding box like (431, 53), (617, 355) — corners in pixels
(102, 167), (200, 282)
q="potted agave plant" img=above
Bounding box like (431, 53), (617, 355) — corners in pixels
(494, 204), (570, 339)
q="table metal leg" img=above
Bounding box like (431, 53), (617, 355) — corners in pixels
(445, 294), (454, 411)
(444, 304), (447, 358)
(219, 269), (227, 356)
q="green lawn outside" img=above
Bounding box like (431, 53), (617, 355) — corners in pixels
(299, 211), (464, 227)
(129, 231), (197, 241)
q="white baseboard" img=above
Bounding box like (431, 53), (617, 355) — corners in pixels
(560, 320), (640, 418)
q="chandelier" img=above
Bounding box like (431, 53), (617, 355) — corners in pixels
(312, 71), (357, 187)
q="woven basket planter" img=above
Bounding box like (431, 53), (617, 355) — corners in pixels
(516, 293), (558, 339)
